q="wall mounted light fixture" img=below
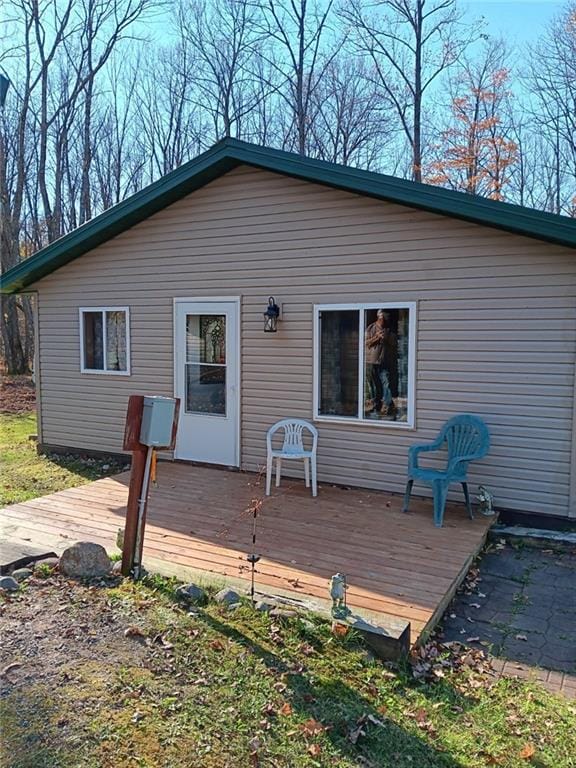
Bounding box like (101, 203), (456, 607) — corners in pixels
(263, 296), (280, 333)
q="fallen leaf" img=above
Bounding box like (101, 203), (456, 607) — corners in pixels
(367, 714), (386, 727)
(348, 723), (366, 745)
(278, 702), (293, 716)
(519, 743), (535, 760)
(300, 718), (326, 737)
(209, 639), (225, 652)
(248, 736), (261, 752)
(308, 744), (322, 757)
(432, 668), (446, 678)
(124, 626), (146, 638)
(299, 642), (315, 656)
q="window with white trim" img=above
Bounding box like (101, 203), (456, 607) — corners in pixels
(315, 303), (416, 427)
(80, 307), (130, 374)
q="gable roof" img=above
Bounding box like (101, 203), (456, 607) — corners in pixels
(2, 137), (575, 294)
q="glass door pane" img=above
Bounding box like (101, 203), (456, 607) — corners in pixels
(319, 310), (359, 417)
(185, 315), (227, 416)
(363, 308), (409, 422)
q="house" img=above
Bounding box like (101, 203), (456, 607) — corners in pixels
(2, 138), (576, 522)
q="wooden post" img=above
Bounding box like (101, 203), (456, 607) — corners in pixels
(121, 395), (146, 577)
(121, 395), (181, 577)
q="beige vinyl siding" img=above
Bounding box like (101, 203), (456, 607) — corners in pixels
(34, 166), (576, 518)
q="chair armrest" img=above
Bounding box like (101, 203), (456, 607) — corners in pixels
(408, 439), (443, 472)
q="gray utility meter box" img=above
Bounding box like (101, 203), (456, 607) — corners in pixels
(140, 396), (177, 447)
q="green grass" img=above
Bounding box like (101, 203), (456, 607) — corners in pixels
(0, 412), (128, 506)
(1, 577), (574, 768)
(1, 413), (574, 766)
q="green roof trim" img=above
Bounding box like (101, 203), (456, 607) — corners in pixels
(2, 137), (575, 294)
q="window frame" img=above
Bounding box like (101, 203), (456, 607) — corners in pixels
(313, 302), (417, 429)
(79, 306), (131, 375)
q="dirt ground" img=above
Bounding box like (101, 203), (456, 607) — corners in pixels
(0, 570), (148, 700)
(0, 376), (36, 415)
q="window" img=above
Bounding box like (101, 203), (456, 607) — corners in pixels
(184, 314), (227, 416)
(315, 303), (416, 427)
(80, 307), (130, 374)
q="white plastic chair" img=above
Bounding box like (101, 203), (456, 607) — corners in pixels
(266, 419), (319, 497)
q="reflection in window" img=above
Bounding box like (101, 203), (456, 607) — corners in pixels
(83, 311), (104, 370)
(185, 314), (227, 416)
(318, 306), (412, 424)
(319, 310), (358, 417)
(364, 308), (409, 422)
(81, 308), (129, 373)
(106, 311), (127, 371)
(186, 364), (226, 415)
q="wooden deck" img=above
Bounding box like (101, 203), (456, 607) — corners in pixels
(0, 463), (493, 644)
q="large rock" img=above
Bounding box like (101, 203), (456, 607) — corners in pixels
(0, 576), (19, 592)
(11, 568), (33, 582)
(59, 542), (111, 578)
(215, 587), (241, 606)
(175, 583), (206, 604)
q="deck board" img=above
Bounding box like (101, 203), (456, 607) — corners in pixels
(0, 463), (493, 644)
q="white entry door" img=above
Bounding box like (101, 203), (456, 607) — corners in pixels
(174, 299), (239, 466)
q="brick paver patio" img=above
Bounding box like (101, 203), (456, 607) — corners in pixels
(439, 543), (576, 699)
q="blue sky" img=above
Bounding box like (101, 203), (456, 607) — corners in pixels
(463, 0), (563, 43)
(141, 0), (564, 49)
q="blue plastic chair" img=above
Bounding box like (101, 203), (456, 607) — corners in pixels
(402, 415), (490, 527)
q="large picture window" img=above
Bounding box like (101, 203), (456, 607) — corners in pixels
(315, 303), (416, 427)
(80, 307), (130, 374)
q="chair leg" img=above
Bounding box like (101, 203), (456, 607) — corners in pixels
(265, 455), (272, 496)
(304, 457), (310, 487)
(402, 479), (414, 513)
(433, 481), (448, 528)
(462, 482), (473, 519)
(311, 456), (318, 497)
(275, 458), (282, 487)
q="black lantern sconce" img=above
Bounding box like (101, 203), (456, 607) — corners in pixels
(263, 296), (280, 333)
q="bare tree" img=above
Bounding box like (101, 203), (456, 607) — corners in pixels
(134, 43), (204, 179)
(256, 0), (338, 155)
(0, 0), (157, 373)
(342, 0), (476, 181)
(92, 57), (146, 210)
(526, 1), (576, 215)
(309, 58), (392, 167)
(176, 0), (268, 142)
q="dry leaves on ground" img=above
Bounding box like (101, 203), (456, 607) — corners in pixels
(300, 718), (327, 737)
(519, 743), (536, 760)
(410, 638), (493, 688)
(0, 376), (36, 414)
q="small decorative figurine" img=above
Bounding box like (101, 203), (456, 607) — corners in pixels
(477, 485), (495, 516)
(330, 573), (350, 619)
